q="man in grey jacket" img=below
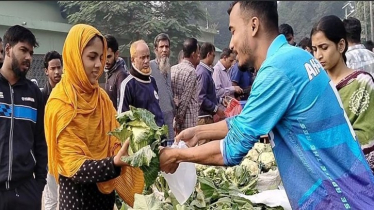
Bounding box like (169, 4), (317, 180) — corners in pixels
(150, 33), (175, 146)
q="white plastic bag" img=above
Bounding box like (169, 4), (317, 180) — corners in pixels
(238, 189), (292, 210)
(256, 168), (282, 192)
(161, 141), (197, 204)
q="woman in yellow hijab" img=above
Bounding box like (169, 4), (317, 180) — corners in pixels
(44, 24), (144, 209)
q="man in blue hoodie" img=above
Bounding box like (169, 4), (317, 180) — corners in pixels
(160, 1), (374, 209)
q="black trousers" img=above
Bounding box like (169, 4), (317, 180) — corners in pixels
(0, 178), (43, 210)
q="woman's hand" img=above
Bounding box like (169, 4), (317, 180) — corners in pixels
(113, 140), (130, 167)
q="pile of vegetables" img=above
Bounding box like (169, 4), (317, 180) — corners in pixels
(111, 107), (281, 209)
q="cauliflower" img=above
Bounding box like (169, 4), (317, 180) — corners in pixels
(253, 142), (273, 153)
(240, 159), (259, 176)
(263, 143), (273, 153)
(258, 152), (276, 171)
(109, 106), (168, 189)
(253, 142), (266, 153)
(245, 148), (259, 162)
(202, 167), (218, 178)
(225, 167), (235, 178)
(195, 164), (208, 173)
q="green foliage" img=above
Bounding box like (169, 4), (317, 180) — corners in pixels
(109, 106), (168, 189)
(199, 1), (232, 50)
(278, 1), (346, 42)
(118, 143), (280, 209)
(59, 1), (349, 54)
(199, 1), (347, 49)
(354, 1), (374, 41)
(57, 1), (205, 64)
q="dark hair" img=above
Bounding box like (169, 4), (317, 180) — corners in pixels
(104, 34), (118, 52)
(364, 40), (374, 51)
(279, 23), (294, 36)
(227, 1), (278, 33)
(183, 38), (198, 58)
(3, 25), (38, 49)
(87, 35), (104, 48)
(220, 48), (233, 59)
(43, 51), (62, 69)
(200, 42), (215, 59)
(343, 17), (361, 44)
(298, 37), (310, 50)
(311, 15), (348, 62)
(154, 33), (170, 49)
(0, 37), (2, 42)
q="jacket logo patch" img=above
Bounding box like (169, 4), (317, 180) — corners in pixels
(0, 92), (3, 98)
(154, 90), (159, 100)
(109, 85), (113, 91)
(22, 97), (35, 102)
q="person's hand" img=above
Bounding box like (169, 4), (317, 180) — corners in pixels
(234, 86), (243, 94)
(222, 98), (229, 107)
(113, 140), (130, 167)
(216, 107), (226, 119)
(159, 147), (179, 174)
(175, 126), (199, 147)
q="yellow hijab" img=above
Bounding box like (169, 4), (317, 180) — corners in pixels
(44, 24), (144, 206)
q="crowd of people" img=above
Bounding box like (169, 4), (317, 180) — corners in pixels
(0, 1), (374, 210)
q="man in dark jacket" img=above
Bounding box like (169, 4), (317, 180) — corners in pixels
(117, 40), (165, 134)
(0, 25), (47, 210)
(41, 50), (62, 210)
(104, 34), (128, 109)
(196, 42), (225, 145)
(0, 37), (3, 68)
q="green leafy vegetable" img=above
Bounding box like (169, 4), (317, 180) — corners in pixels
(109, 106), (168, 189)
(119, 142), (282, 210)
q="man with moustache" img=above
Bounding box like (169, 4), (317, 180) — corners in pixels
(41, 50), (62, 210)
(160, 1), (374, 209)
(41, 51), (63, 106)
(117, 40), (165, 130)
(0, 25), (47, 210)
(150, 33), (175, 146)
(104, 34), (128, 109)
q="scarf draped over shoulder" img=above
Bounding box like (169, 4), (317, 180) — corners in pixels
(44, 24), (144, 206)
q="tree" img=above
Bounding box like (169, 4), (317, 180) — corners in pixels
(147, 1), (205, 63)
(278, 1), (346, 42)
(58, 1), (205, 64)
(199, 1), (232, 50)
(354, 1), (374, 41)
